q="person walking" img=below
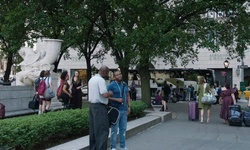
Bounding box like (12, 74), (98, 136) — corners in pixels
(71, 70), (83, 109)
(108, 70), (131, 150)
(197, 77), (211, 123)
(220, 82), (236, 124)
(88, 66), (113, 150)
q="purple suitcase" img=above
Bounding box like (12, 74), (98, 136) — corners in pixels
(188, 101), (199, 121)
(0, 103), (5, 119)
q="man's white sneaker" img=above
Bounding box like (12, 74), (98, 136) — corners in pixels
(111, 148), (116, 150)
(120, 147), (128, 150)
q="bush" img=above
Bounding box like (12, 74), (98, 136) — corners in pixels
(128, 101), (147, 118)
(0, 101), (146, 149)
(0, 109), (89, 150)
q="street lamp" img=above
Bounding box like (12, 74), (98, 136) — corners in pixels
(223, 60), (230, 84)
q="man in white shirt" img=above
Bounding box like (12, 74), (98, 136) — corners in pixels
(88, 66), (113, 150)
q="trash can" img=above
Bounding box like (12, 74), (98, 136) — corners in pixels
(238, 90), (242, 99)
(244, 91), (250, 100)
(0, 103), (5, 119)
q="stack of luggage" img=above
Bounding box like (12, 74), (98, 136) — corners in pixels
(243, 107), (250, 127)
(228, 105), (243, 126)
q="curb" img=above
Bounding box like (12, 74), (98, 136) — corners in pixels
(47, 111), (172, 150)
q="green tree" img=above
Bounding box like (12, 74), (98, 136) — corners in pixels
(0, 1), (32, 83)
(99, 0), (250, 107)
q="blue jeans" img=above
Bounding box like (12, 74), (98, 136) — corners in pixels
(110, 110), (127, 149)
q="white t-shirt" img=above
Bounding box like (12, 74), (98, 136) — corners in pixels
(88, 74), (108, 104)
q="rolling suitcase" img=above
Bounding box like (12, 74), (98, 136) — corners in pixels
(243, 108), (250, 127)
(228, 105), (242, 126)
(0, 103), (5, 119)
(188, 101), (199, 121)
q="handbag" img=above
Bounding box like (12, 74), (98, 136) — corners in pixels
(44, 87), (55, 99)
(107, 106), (120, 125)
(28, 95), (39, 110)
(201, 93), (217, 104)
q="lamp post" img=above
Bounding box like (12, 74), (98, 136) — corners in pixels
(223, 60), (230, 84)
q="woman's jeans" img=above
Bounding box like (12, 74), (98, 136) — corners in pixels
(110, 110), (127, 149)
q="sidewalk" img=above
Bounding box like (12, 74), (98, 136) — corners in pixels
(47, 108), (172, 150)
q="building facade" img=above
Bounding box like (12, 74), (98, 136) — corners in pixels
(58, 46), (250, 88)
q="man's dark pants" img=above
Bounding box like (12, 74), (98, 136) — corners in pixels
(89, 103), (109, 150)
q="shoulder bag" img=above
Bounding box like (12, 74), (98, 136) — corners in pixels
(201, 83), (216, 104)
(28, 95), (39, 110)
(44, 78), (55, 99)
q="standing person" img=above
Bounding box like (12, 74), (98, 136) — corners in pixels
(182, 85), (187, 101)
(162, 81), (170, 109)
(197, 77), (211, 123)
(34, 70), (45, 115)
(88, 66), (113, 150)
(108, 70), (131, 150)
(40, 70), (53, 113)
(233, 84), (239, 103)
(174, 82), (180, 102)
(71, 70), (83, 109)
(187, 85), (191, 101)
(220, 82), (236, 124)
(59, 71), (72, 106)
(130, 80), (137, 101)
(216, 84), (222, 104)
(163, 81), (170, 100)
(190, 84), (195, 101)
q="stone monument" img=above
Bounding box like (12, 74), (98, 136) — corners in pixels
(16, 39), (63, 86)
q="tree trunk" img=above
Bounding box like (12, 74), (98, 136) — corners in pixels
(138, 62), (152, 108)
(120, 66), (129, 84)
(3, 53), (13, 85)
(86, 57), (92, 82)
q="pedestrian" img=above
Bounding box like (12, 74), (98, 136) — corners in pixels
(187, 85), (191, 101)
(70, 70), (83, 109)
(108, 70), (131, 150)
(34, 70), (45, 115)
(174, 82), (180, 101)
(41, 70), (53, 113)
(88, 66), (113, 150)
(130, 80), (137, 101)
(190, 84), (195, 101)
(220, 82), (236, 124)
(59, 71), (72, 106)
(162, 81), (170, 109)
(197, 77), (211, 123)
(216, 84), (222, 104)
(233, 84), (239, 103)
(182, 85), (187, 101)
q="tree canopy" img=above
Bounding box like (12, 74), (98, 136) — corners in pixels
(0, 0), (250, 106)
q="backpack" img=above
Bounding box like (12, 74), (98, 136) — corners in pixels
(38, 78), (47, 95)
(34, 77), (40, 92)
(57, 80), (65, 99)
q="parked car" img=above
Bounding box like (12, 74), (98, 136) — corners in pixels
(81, 86), (88, 96)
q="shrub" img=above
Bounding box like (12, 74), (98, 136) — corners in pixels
(0, 109), (89, 150)
(128, 101), (147, 118)
(0, 101), (146, 149)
